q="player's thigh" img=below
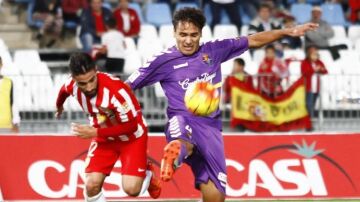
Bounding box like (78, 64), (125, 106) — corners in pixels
(120, 134), (148, 177)
(199, 180), (225, 202)
(165, 115), (194, 148)
(85, 141), (119, 175)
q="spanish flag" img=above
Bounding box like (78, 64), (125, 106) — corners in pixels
(230, 77), (311, 132)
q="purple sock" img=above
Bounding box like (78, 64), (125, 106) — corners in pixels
(174, 142), (188, 167)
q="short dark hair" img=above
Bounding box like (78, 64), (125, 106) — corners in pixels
(69, 53), (95, 76)
(258, 3), (272, 11)
(172, 7), (206, 31)
(234, 58), (245, 66)
(265, 44), (275, 51)
(106, 17), (117, 29)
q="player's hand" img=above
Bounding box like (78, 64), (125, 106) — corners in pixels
(287, 23), (319, 37)
(11, 124), (19, 133)
(55, 106), (64, 119)
(71, 123), (97, 139)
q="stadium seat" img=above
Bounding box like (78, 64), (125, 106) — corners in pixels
(241, 25), (249, 36)
(348, 25), (360, 45)
(159, 24), (175, 48)
(283, 49), (305, 61)
(321, 3), (346, 26)
(332, 25), (346, 38)
(123, 51), (142, 75)
(175, 2), (198, 11)
(145, 3), (172, 27)
(355, 38), (360, 52)
(318, 50), (334, 71)
(338, 50), (360, 74)
(328, 37), (353, 50)
(252, 49), (265, 63)
(129, 2), (144, 23)
(213, 24), (239, 40)
(0, 38), (7, 51)
(290, 3), (312, 24)
(200, 25), (213, 43)
(306, 0), (324, 5)
(139, 24), (158, 40)
(137, 37), (163, 64)
(288, 60), (302, 76)
(221, 58), (235, 76)
(124, 37), (136, 52)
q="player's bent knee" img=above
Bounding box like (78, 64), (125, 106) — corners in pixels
(85, 181), (102, 197)
(122, 182), (142, 197)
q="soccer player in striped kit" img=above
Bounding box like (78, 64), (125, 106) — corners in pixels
(126, 8), (318, 202)
(55, 53), (161, 201)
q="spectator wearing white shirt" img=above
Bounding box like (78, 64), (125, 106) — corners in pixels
(101, 17), (126, 74)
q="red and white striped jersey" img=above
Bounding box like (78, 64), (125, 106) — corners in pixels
(56, 72), (146, 142)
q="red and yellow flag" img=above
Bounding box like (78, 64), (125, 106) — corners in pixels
(230, 77), (311, 131)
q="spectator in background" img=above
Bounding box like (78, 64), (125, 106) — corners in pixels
(113, 0), (141, 40)
(305, 6), (347, 60)
(301, 45), (328, 125)
(349, 0), (360, 24)
(257, 45), (288, 98)
(100, 17), (126, 74)
(281, 16), (302, 49)
(224, 58), (253, 104)
(209, 0), (242, 32)
(33, 0), (63, 48)
(0, 57), (20, 133)
(248, 3), (281, 35)
(80, 0), (112, 53)
(62, 0), (88, 24)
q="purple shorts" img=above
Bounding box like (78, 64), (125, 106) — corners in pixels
(165, 115), (227, 194)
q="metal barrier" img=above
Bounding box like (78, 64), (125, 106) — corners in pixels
(3, 74), (360, 133)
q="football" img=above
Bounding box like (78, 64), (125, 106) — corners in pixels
(184, 81), (220, 116)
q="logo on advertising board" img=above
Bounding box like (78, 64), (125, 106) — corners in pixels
(226, 139), (356, 197)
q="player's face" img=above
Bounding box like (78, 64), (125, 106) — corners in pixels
(73, 69), (98, 98)
(174, 21), (202, 56)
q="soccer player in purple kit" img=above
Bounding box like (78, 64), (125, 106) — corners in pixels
(126, 8), (318, 202)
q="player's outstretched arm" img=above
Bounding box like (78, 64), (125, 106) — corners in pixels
(247, 22), (318, 49)
(55, 84), (71, 119)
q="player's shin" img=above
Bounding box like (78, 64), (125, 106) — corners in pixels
(83, 189), (106, 202)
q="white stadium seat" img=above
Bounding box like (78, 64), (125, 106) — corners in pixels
(124, 50), (142, 75)
(213, 24), (239, 40)
(159, 24), (175, 48)
(139, 24), (158, 40)
(332, 25), (347, 38)
(348, 25), (360, 44)
(200, 25), (213, 43)
(137, 37), (164, 64)
(124, 37), (136, 52)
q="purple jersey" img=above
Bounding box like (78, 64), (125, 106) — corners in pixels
(127, 37), (249, 127)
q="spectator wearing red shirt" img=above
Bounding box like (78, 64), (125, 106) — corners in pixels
(62, 0), (88, 23)
(80, 0), (112, 53)
(224, 58), (253, 104)
(113, 0), (140, 39)
(257, 45), (288, 98)
(301, 45), (328, 120)
(349, 0), (360, 24)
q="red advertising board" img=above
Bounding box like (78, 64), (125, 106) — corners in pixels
(0, 133), (360, 200)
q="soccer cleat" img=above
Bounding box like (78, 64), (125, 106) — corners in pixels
(147, 162), (161, 199)
(160, 140), (181, 182)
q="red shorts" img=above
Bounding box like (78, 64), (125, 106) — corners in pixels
(84, 132), (148, 178)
